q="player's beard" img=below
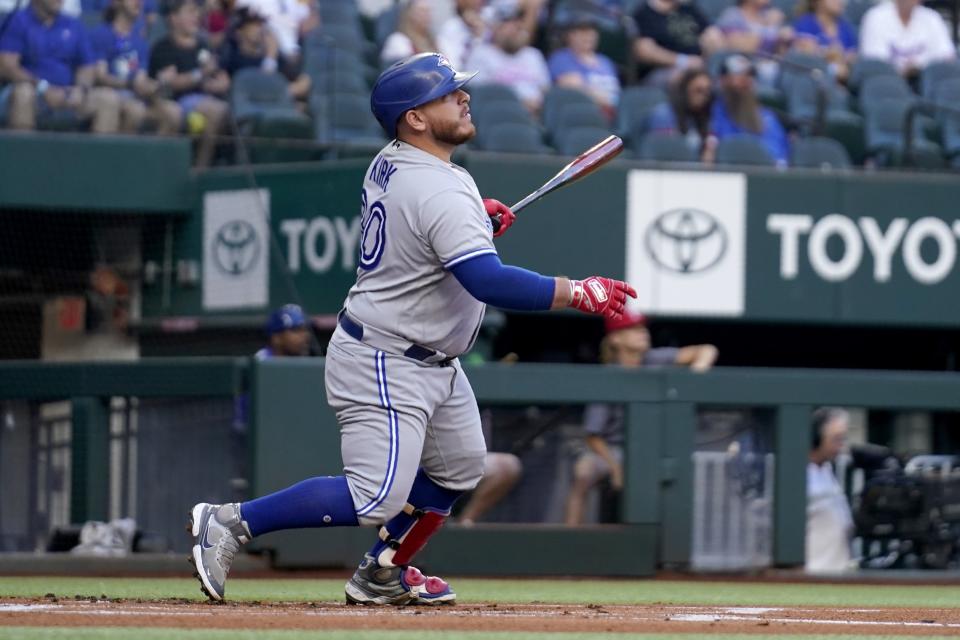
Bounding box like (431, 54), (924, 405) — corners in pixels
(431, 118), (476, 146)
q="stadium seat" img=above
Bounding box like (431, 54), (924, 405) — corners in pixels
(542, 86), (596, 133)
(864, 98), (944, 168)
(858, 74), (914, 114)
(848, 58), (899, 96)
(715, 135), (776, 166)
(230, 70), (313, 162)
(468, 83), (520, 101)
(844, 0), (874, 26)
(550, 102), (608, 142)
(697, 0), (735, 22)
(790, 136), (852, 169)
(823, 109), (866, 165)
(315, 92), (385, 145)
(303, 27), (375, 60)
(920, 60), (960, 101)
(472, 100), (536, 129)
(932, 78), (960, 127)
(616, 85), (668, 145)
(633, 132), (699, 163)
(319, 2), (359, 24)
(941, 114), (960, 159)
(779, 51), (829, 95)
(231, 69), (306, 123)
(554, 125), (612, 156)
(787, 74), (850, 122)
(478, 122), (552, 154)
(307, 71), (369, 94)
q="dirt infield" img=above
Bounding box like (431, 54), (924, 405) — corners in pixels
(4, 599), (960, 635)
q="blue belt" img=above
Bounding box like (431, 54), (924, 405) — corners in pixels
(338, 311), (454, 365)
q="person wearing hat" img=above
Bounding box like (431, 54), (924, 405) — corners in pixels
(564, 311), (717, 525)
(710, 53), (789, 165)
(255, 303), (311, 359)
(547, 11), (621, 118)
(148, 0), (230, 166)
(218, 6), (310, 102)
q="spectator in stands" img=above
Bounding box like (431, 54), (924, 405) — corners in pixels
(149, 0), (230, 167)
(381, 0), (438, 67)
(647, 67), (718, 162)
(716, 0), (794, 56)
(0, 0), (121, 131)
(547, 11), (621, 119)
(234, 0), (317, 66)
(807, 407), (854, 573)
(255, 303), (311, 359)
(564, 311), (718, 525)
(632, 0), (725, 87)
(711, 54), (789, 164)
(65, 0), (158, 24)
(859, 0), (955, 79)
(219, 7), (310, 103)
(205, 0), (235, 50)
(90, 0), (181, 134)
(466, 4), (550, 114)
(792, 0), (858, 82)
(437, 0), (489, 70)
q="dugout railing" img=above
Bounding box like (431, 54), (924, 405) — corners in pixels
(4, 359), (960, 575)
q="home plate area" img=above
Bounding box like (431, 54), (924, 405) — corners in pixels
(3, 599), (960, 635)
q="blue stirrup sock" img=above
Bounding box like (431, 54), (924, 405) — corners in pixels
(369, 468), (462, 564)
(240, 476), (359, 537)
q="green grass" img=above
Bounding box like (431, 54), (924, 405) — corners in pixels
(1, 576), (960, 608)
(4, 633), (960, 640)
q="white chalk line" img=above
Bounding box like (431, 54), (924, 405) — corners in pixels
(2, 602), (958, 629)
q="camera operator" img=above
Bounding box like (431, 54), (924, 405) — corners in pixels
(807, 407), (855, 574)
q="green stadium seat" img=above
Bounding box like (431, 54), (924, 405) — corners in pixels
(633, 132), (699, 163)
(791, 136), (852, 169)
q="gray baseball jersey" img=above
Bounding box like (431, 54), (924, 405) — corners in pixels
(344, 140), (496, 357)
(325, 140), (493, 525)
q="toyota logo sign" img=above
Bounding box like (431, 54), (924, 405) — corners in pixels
(645, 208), (728, 274)
(213, 220), (261, 276)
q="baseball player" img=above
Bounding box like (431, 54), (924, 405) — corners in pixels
(255, 304), (311, 359)
(188, 52), (636, 606)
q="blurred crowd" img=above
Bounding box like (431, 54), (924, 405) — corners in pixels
(0, 0), (959, 167)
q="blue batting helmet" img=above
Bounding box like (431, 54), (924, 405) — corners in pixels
(370, 52), (477, 140)
(265, 304), (307, 336)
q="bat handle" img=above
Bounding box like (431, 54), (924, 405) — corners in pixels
(491, 214), (502, 234)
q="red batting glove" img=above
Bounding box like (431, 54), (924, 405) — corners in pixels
(483, 198), (516, 238)
(569, 277), (638, 320)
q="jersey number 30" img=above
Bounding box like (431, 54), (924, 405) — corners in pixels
(359, 189), (386, 270)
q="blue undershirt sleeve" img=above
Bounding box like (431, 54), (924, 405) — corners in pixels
(449, 253), (556, 311)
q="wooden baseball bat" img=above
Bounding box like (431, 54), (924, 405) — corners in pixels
(492, 134), (624, 233)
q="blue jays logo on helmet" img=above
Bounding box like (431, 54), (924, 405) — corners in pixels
(370, 52), (478, 140)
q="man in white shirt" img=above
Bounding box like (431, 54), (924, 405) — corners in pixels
(806, 407), (855, 574)
(235, 0), (317, 61)
(464, 5), (549, 113)
(438, 0), (489, 70)
(859, 0), (956, 77)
